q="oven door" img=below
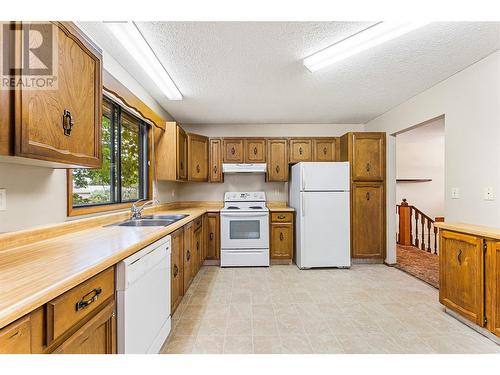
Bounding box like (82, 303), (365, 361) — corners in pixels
(220, 211), (269, 249)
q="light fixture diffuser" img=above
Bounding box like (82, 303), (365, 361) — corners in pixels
(303, 21), (430, 72)
(105, 21), (183, 100)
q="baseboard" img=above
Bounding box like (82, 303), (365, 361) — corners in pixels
(352, 258), (384, 264)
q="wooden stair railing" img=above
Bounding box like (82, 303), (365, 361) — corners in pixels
(396, 199), (441, 255)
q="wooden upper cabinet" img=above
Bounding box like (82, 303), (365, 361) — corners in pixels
(486, 241), (500, 336)
(177, 127), (188, 180)
(244, 139), (266, 163)
(313, 138), (338, 161)
(187, 133), (208, 182)
(209, 138), (223, 183)
(351, 133), (385, 181)
(289, 139), (312, 163)
(223, 139), (244, 163)
(155, 122), (188, 181)
(12, 22), (102, 168)
(267, 139), (288, 182)
(351, 182), (385, 259)
(439, 231), (484, 326)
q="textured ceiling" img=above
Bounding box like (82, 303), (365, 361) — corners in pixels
(80, 22), (500, 124)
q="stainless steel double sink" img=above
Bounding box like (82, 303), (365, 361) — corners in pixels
(109, 214), (188, 227)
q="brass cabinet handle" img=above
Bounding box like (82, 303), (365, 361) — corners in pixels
(279, 232), (284, 241)
(196, 164), (200, 173)
(9, 331), (20, 339)
(186, 250), (191, 261)
(209, 232), (214, 240)
(173, 264), (179, 277)
(253, 147), (258, 155)
(196, 241), (200, 251)
(213, 165), (217, 174)
(180, 161), (184, 170)
(76, 287), (102, 311)
(366, 192), (370, 201)
(277, 214), (285, 219)
(299, 147), (303, 155)
(62, 110), (74, 136)
(323, 147), (327, 155)
(231, 147), (235, 155)
(457, 249), (462, 265)
(366, 162), (371, 172)
(275, 165), (280, 173)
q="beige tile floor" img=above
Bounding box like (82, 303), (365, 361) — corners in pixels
(161, 264), (500, 354)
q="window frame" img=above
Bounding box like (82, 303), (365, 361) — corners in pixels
(67, 97), (153, 217)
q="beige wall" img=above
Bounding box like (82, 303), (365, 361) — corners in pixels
(179, 123), (365, 202)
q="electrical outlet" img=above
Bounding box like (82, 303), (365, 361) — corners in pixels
(451, 188), (460, 199)
(483, 187), (495, 201)
(0, 189), (6, 211)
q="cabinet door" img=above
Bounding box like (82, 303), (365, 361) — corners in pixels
(289, 139), (312, 163)
(183, 222), (193, 294)
(188, 133), (208, 181)
(267, 139), (288, 182)
(351, 182), (385, 259)
(245, 139), (266, 163)
(171, 228), (184, 314)
(439, 231), (484, 326)
(14, 22), (102, 167)
(313, 138), (337, 161)
(206, 213), (220, 260)
(209, 138), (223, 183)
(223, 139), (244, 163)
(486, 241), (500, 336)
(177, 126), (188, 180)
(351, 133), (385, 181)
(0, 315), (31, 354)
(52, 301), (116, 354)
(192, 227), (202, 277)
(270, 223), (293, 260)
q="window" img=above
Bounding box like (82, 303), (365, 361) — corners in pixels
(70, 97), (149, 211)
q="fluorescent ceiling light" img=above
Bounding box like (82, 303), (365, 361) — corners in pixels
(105, 21), (183, 100)
(303, 21), (430, 73)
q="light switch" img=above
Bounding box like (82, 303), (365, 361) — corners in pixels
(483, 187), (495, 201)
(0, 189), (6, 211)
(451, 188), (460, 199)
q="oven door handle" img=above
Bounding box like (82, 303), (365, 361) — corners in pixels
(220, 212), (269, 218)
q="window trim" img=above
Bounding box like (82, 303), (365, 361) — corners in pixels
(67, 103), (153, 218)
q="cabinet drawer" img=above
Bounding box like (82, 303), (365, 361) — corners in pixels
(193, 216), (202, 231)
(271, 212), (293, 222)
(46, 267), (115, 344)
(0, 315), (31, 354)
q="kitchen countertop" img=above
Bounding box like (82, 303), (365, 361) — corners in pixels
(0, 202), (294, 329)
(435, 221), (500, 240)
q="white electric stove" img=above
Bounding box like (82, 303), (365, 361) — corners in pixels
(220, 192), (269, 267)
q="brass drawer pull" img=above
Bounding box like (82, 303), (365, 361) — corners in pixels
(62, 110), (74, 136)
(186, 250), (191, 261)
(173, 264), (179, 277)
(9, 331), (20, 339)
(209, 232), (214, 240)
(279, 232), (284, 241)
(277, 215), (285, 219)
(457, 249), (462, 265)
(366, 192), (370, 201)
(76, 287), (102, 311)
(196, 241), (200, 251)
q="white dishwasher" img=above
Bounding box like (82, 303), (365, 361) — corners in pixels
(116, 235), (171, 354)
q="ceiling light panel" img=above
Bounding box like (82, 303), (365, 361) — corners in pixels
(303, 21), (430, 72)
(105, 21), (183, 100)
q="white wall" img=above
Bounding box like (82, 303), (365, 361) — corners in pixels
(0, 49), (173, 233)
(180, 123), (365, 202)
(396, 117), (445, 219)
(367, 51), (500, 263)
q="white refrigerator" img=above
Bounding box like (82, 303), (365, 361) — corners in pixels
(289, 162), (350, 269)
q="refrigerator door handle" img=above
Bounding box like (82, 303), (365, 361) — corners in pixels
(302, 166), (306, 190)
(301, 197), (305, 216)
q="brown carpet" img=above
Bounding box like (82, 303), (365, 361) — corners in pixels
(395, 245), (439, 289)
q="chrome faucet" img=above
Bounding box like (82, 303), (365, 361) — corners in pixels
(130, 199), (155, 220)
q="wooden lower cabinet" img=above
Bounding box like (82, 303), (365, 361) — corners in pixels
(439, 230), (484, 326)
(270, 212), (294, 264)
(486, 241), (500, 336)
(351, 182), (385, 259)
(0, 315), (32, 354)
(205, 213), (220, 261)
(170, 227), (184, 314)
(52, 301), (115, 354)
(192, 224), (203, 277)
(183, 222), (194, 294)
